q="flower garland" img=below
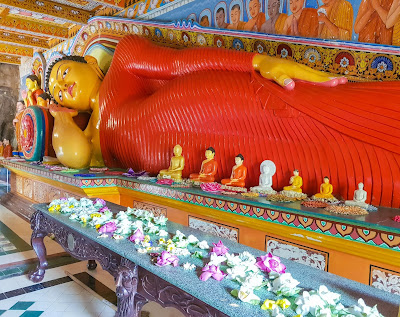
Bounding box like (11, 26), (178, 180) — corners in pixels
(47, 198), (384, 317)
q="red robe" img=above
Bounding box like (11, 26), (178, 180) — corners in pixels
(99, 35), (400, 208)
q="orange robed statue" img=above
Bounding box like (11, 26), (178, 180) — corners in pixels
(283, 0), (319, 37)
(221, 154), (247, 187)
(190, 147), (218, 182)
(244, 0), (266, 31)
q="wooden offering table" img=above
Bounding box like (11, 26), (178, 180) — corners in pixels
(28, 203), (399, 317)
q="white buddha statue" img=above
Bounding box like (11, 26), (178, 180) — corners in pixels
(250, 160), (277, 194)
(345, 182), (369, 209)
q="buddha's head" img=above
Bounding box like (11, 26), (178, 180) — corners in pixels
(268, 0), (280, 18)
(47, 55), (103, 111)
(37, 93), (51, 108)
(200, 15), (210, 27)
(173, 144), (183, 156)
(358, 182), (364, 190)
(249, 0), (261, 19)
(16, 100), (25, 113)
(235, 154), (244, 166)
(323, 176), (330, 184)
(26, 75), (40, 91)
(231, 4), (241, 24)
(289, 0), (304, 15)
(0, 141), (3, 146)
(262, 165), (270, 174)
(216, 7), (226, 28)
(293, 169), (299, 176)
(205, 147), (215, 159)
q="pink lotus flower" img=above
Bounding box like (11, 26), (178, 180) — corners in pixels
(200, 182), (221, 193)
(94, 198), (106, 207)
(98, 206), (110, 213)
(393, 215), (400, 222)
(256, 253), (286, 274)
(155, 251), (179, 267)
(200, 264), (226, 281)
(156, 179), (174, 185)
(211, 241), (229, 256)
(98, 222), (117, 234)
(129, 228), (145, 243)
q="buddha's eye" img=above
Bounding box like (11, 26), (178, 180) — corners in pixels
(62, 68), (69, 79)
(58, 90), (63, 102)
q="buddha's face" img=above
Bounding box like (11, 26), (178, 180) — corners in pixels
(26, 78), (37, 90)
(49, 59), (101, 111)
(216, 10), (226, 27)
(358, 183), (364, 190)
(324, 177), (329, 184)
(235, 157), (243, 165)
(289, 0), (304, 15)
(231, 7), (241, 24)
(205, 150), (215, 159)
(173, 145), (182, 156)
(293, 170), (299, 176)
(200, 16), (210, 27)
(268, 0), (280, 17)
(16, 102), (25, 113)
(37, 97), (48, 108)
(249, 0), (261, 18)
(262, 165), (269, 174)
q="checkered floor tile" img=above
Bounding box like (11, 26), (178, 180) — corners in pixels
(0, 301), (43, 316)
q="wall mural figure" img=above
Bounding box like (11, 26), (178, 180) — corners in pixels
(354, 0), (393, 44)
(244, 0), (266, 31)
(260, 0), (288, 34)
(386, 0), (400, 45)
(215, 2), (229, 28)
(317, 0), (353, 40)
(283, 0), (319, 37)
(199, 9), (212, 27)
(227, 1), (246, 29)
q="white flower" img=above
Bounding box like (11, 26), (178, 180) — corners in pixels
(183, 34), (189, 42)
(281, 48), (288, 58)
(235, 42), (242, 50)
(183, 262), (196, 271)
(318, 285), (341, 306)
(137, 248), (147, 254)
(237, 286), (260, 303)
(208, 252), (227, 266)
(145, 222), (159, 234)
(272, 273), (301, 297)
(226, 253), (242, 267)
(227, 265), (247, 280)
(197, 240), (209, 249)
(347, 299), (383, 317)
(241, 272), (264, 289)
(257, 44), (264, 53)
(131, 220), (144, 229)
(377, 61), (387, 73)
(216, 39), (222, 47)
(340, 57), (349, 68)
(173, 230), (186, 241)
(113, 234), (124, 240)
(175, 239), (189, 248)
(158, 229), (168, 237)
(172, 248), (191, 256)
(239, 251), (256, 264)
(295, 290), (326, 316)
(187, 235), (199, 244)
(153, 215), (168, 226)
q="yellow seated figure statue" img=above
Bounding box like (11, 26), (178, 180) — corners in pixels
(283, 169), (303, 193)
(158, 144), (185, 181)
(314, 176), (334, 199)
(189, 147), (218, 183)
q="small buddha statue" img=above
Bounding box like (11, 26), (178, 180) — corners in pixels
(189, 147), (218, 183)
(25, 75), (44, 107)
(251, 160), (277, 194)
(283, 169), (303, 193)
(314, 176), (334, 199)
(221, 154), (247, 188)
(3, 139), (12, 158)
(0, 141), (3, 157)
(345, 182), (369, 209)
(158, 144), (185, 181)
(13, 100), (26, 153)
(37, 93), (51, 108)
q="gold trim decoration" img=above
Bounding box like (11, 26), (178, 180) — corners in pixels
(0, 42), (33, 56)
(0, 52), (20, 64)
(0, 31), (49, 49)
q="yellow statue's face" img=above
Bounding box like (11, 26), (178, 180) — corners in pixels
(205, 150), (215, 159)
(48, 60), (101, 111)
(26, 78), (37, 90)
(324, 178), (329, 184)
(173, 145), (182, 156)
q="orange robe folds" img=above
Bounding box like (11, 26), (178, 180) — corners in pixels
(319, 0), (353, 40)
(3, 145), (12, 158)
(358, 0), (393, 44)
(275, 14), (288, 34)
(227, 21), (246, 30)
(244, 13), (266, 31)
(27, 89), (44, 107)
(15, 111), (24, 152)
(0, 145), (3, 157)
(287, 8), (319, 38)
(221, 165), (247, 187)
(190, 159), (218, 182)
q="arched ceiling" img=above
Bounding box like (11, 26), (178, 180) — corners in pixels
(0, 0), (129, 65)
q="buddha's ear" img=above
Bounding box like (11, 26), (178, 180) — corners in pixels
(84, 55), (98, 65)
(84, 55), (104, 80)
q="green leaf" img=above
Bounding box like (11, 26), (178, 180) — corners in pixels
(231, 289), (239, 297)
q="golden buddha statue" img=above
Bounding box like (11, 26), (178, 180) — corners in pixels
(3, 139), (12, 158)
(221, 154), (247, 187)
(189, 147), (218, 183)
(13, 100), (26, 153)
(0, 141), (3, 157)
(158, 144), (185, 181)
(283, 169), (303, 192)
(37, 93), (51, 108)
(314, 176), (334, 199)
(25, 75), (44, 107)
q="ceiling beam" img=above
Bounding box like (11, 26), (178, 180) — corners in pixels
(90, 0), (126, 9)
(0, 15), (68, 39)
(0, 0), (94, 25)
(0, 52), (20, 64)
(0, 30), (49, 49)
(0, 42), (33, 56)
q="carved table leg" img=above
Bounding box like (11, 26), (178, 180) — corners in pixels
(28, 234), (48, 283)
(87, 260), (97, 270)
(115, 258), (148, 317)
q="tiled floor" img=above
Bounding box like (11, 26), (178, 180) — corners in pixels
(0, 186), (184, 317)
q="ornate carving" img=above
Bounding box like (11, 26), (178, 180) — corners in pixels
(139, 269), (227, 317)
(370, 266), (400, 295)
(133, 201), (167, 217)
(188, 216), (238, 242)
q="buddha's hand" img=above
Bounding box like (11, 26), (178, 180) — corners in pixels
(252, 54), (346, 90)
(49, 104), (78, 123)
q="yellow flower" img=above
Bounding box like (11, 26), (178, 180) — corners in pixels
(261, 299), (277, 310)
(167, 244), (175, 252)
(167, 239), (173, 245)
(55, 205), (61, 211)
(96, 224), (101, 229)
(159, 238), (166, 244)
(144, 235), (151, 243)
(146, 247), (153, 251)
(48, 206), (55, 212)
(276, 298), (291, 309)
(81, 217), (87, 223)
(90, 213), (101, 218)
(69, 205), (74, 208)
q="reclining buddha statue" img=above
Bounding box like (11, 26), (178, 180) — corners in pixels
(47, 35), (400, 208)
